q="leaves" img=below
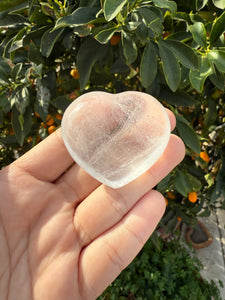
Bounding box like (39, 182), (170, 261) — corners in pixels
(159, 87), (199, 107)
(210, 11), (225, 46)
(158, 40), (181, 92)
(121, 31), (137, 65)
(41, 27), (64, 58)
(189, 56), (213, 92)
(12, 106), (32, 146)
(95, 25), (119, 44)
(160, 39), (198, 70)
(55, 7), (100, 28)
(152, 0), (177, 16)
(10, 86), (30, 115)
(103, 0), (127, 21)
(196, 0), (208, 10)
(11, 62), (23, 80)
(175, 170), (193, 196)
(35, 78), (51, 120)
(189, 22), (207, 48)
(0, 13), (29, 27)
(176, 115), (200, 153)
(212, 0), (225, 9)
(140, 41), (157, 88)
(77, 37), (109, 89)
(207, 50), (225, 72)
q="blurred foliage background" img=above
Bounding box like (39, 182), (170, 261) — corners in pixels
(0, 0), (225, 296)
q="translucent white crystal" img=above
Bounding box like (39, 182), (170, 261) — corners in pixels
(61, 91), (170, 188)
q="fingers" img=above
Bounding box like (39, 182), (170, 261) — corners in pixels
(73, 135), (185, 248)
(12, 129), (74, 182)
(78, 190), (165, 300)
(56, 109), (177, 202)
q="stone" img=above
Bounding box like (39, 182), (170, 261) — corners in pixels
(61, 91), (170, 188)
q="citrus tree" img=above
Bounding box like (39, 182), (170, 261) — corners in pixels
(0, 0), (225, 227)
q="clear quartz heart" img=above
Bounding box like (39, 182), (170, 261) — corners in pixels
(61, 91), (170, 188)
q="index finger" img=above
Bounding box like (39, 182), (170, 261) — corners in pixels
(12, 129), (74, 182)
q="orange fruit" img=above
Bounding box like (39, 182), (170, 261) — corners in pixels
(48, 125), (56, 134)
(70, 69), (79, 79)
(110, 35), (121, 45)
(188, 191), (198, 203)
(55, 113), (62, 120)
(177, 216), (182, 221)
(166, 191), (176, 199)
(200, 151), (210, 163)
(35, 111), (40, 118)
(46, 118), (55, 126)
(164, 197), (169, 206)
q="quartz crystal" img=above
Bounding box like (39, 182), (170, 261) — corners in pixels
(61, 91), (170, 188)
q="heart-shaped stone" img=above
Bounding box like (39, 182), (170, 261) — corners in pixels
(61, 91), (170, 188)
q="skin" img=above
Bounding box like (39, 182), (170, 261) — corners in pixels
(0, 110), (185, 300)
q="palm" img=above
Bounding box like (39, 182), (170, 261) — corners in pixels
(0, 118), (184, 300)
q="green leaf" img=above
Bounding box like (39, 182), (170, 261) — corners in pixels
(196, 0), (208, 10)
(207, 50), (225, 72)
(152, 0), (177, 16)
(175, 170), (192, 197)
(188, 173), (202, 191)
(212, 0), (225, 9)
(121, 31), (137, 65)
(95, 26), (119, 44)
(28, 41), (45, 64)
(209, 69), (225, 91)
(210, 11), (225, 46)
(204, 99), (217, 127)
(189, 56), (213, 92)
(55, 7), (99, 28)
(159, 87), (199, 107)
(103, 0), (127, 21)
(138, 7), (161, 25)
(160, 39), (198, 70)
(77, 37), (109, 90)
(51, 95), (71, 112)
(35, 78), (51, 120)
(0, 93), (8, 108)
(140, 41), (157, 88)
(158, 41), (181, 92)
(10, 86), (30, 115)
(0, 57), (11, 74)
(176, 116), (200, 153)
(0, 65), (10, 84)
(0, 0), (27, 12)
(11, 62), (23, 80)
(189, 22), (207, 48)
(134, 23), (148, 44)
(12, 106), (32, 146)
(149, 18), (163, 36)
(0, 13), (29, 27)
(41, 27), (64, 58)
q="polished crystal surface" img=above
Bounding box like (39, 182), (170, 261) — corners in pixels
(61, 91), (170, 188)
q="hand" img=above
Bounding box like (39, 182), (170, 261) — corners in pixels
(0, 110), (184, 300)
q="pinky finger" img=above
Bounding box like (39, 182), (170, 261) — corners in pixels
(78, 190), (166, 300)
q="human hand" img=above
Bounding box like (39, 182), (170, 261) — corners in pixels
(0, 110), (184, 300)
